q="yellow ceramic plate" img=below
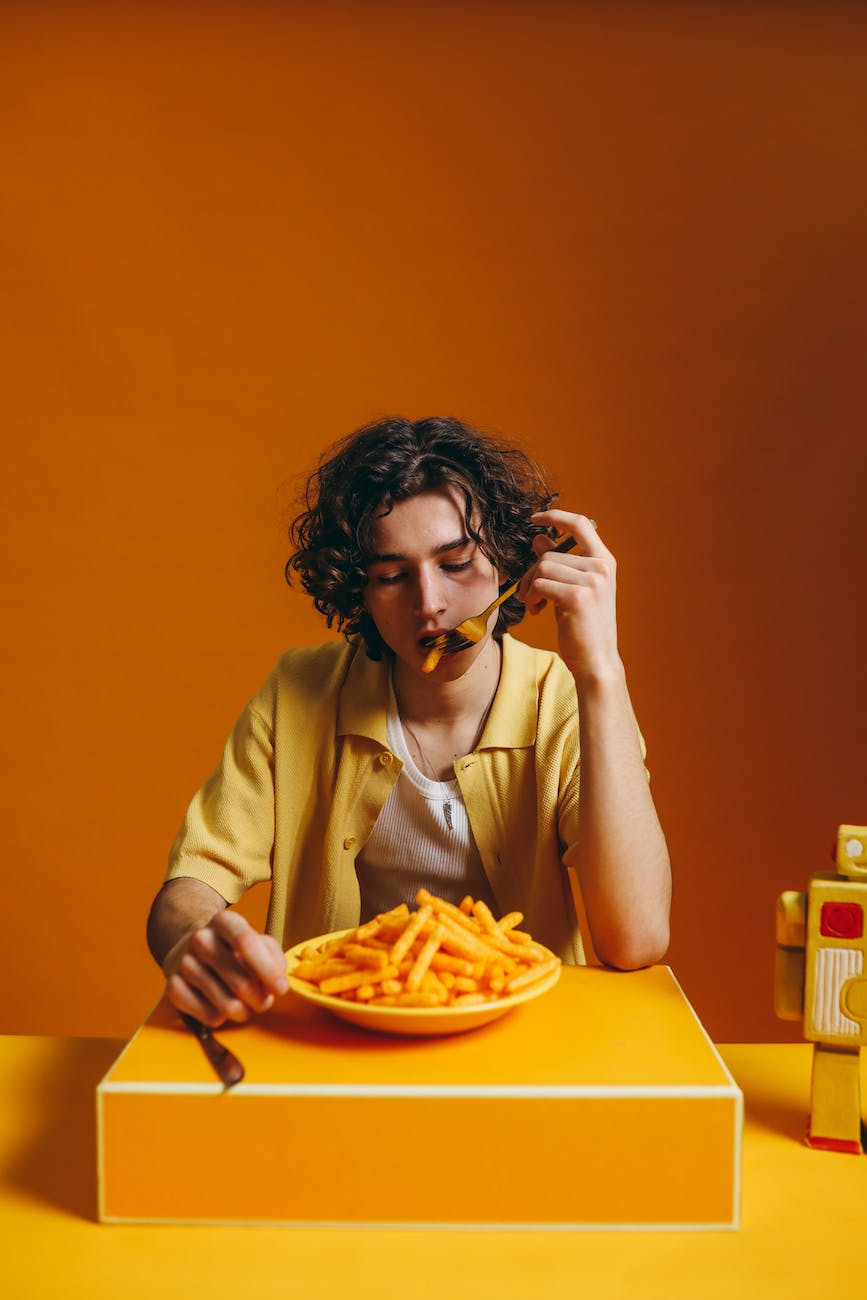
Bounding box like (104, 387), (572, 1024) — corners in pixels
(284, 928), (561, 1037)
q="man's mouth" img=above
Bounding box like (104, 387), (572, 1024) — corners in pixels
(418, 629), (450, 649)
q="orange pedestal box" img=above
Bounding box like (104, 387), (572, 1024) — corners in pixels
(97, 966), (742, 1229)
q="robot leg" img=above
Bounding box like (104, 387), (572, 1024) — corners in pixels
(807, 1042), (863, 1153)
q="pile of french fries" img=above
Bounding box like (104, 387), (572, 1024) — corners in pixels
(289, 889), (561, 1009)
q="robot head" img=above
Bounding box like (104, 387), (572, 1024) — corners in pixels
(836, 825), (867, 881)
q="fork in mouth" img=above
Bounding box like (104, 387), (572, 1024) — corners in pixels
(420, 533), (576, 672)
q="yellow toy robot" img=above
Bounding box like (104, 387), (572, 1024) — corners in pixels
(776, 825), (867, 1152)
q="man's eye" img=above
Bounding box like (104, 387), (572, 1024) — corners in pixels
(376, 572), (405, 586)
(441, 560), (473, 573)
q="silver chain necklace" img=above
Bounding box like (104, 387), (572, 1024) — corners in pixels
(394, 645), (500, 834)
(400, 692), (496, 833)
(401, 718), (457, 829)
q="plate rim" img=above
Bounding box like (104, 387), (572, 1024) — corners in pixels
(284, 926), (561, 1026)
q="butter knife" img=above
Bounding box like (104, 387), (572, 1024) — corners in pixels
(180, 1013), (245, 1088)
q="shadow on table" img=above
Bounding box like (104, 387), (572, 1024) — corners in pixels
(721, 1043), (867, 1144)
(7, 1038), (125, 1221)
(741, 1084), (811, 1143)
(720, 1045), (810, 1142)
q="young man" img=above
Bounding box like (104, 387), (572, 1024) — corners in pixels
(147, 416), (671, 1027)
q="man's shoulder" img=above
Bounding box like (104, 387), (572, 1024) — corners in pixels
(486, 635), (576, 749)
(250, 640), (358, 714)
(501, 634), (574, 690)
(274, 639), (355, 676)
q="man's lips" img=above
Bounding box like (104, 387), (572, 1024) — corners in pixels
(417, 630), (473, 658)
(418, 629), (450, 649)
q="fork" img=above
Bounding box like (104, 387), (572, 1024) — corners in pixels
(421, 532), (577, 666)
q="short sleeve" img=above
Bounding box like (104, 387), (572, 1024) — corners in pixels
(165, 697), (276, 904)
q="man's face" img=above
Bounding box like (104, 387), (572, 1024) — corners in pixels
(362, 486), (502, 680)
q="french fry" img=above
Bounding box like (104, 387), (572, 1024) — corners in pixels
(421, 646), (443, 673)
(420, 891), (526, 963)
(471, 898), (505, 938)
(355, 903), (409, 941)
(286, 890), (561, 1011)
(343, 944), (389, 969)
(504, 956), (561, 995)
(320, 964), (399, 996)
(388, 903), (433, 966)
(406, 922), (445, 992)
(429, 952), (476, 976)
(420, 970), (449, 1004)
(292, 957), (355, 983)
(417, 888), (478, 932)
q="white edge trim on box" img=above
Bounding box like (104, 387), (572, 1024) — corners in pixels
(96, 1090), (104, 1223)
(98, 1214), (739, 1232)
(99, 1080), (741, 1099)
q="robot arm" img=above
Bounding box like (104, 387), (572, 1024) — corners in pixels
(775, 890), (807, 1021)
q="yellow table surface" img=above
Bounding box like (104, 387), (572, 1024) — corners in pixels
(104, 965), (734, 1088)
(3, 1032), (867, 1298)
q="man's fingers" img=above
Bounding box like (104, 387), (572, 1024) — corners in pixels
(176, 950), (253, 1023)
(162, 911), (290, 1028)
(210, 910), (289, 994)
(188, 926), (284, 1011)
(531, 532), (555, 559)
(521, 514), (609, 611)
(165, 969), (248, 1028)
(184, 930), (264, 1011)
(533, 557), (612, 591)
(531, 510), (605, 557)
(236, 932), (289, 994)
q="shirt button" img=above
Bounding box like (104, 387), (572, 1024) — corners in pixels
(379, 752), (393, 766)
(343, 835), (357, 850)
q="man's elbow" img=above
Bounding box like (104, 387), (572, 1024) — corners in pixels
(595, 921), (670, 971)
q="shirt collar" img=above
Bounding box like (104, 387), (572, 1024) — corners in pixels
(477, 634), (538, 749)
(336, 633), (539, 750)
(336, 642), (391, 745)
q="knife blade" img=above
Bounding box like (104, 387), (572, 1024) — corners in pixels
(180, 1013), (245, 1088)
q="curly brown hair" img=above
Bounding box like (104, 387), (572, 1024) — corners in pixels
(286, 415), (556, 659)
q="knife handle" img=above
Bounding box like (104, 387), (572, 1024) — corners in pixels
(180, 1013), (245, 1088)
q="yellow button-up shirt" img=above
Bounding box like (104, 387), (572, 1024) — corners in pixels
(167, 634), (605, 964)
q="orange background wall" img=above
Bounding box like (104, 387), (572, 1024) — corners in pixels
(3, 1), (866, 1041)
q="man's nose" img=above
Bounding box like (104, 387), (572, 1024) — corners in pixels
(413, 567), (447, 617)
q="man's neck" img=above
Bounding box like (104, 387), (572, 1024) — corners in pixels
(392, 637), (502, 731)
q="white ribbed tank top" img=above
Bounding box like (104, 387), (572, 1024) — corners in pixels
(354, 680), (498, 922)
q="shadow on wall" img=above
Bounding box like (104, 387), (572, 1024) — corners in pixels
(6, 1039), (125, 1222)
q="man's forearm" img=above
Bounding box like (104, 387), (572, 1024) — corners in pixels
(146, 877), (228, 968)
(572, 666), (672, 970)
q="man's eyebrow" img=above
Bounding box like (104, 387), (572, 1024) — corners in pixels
(369, 535), (472, 564)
